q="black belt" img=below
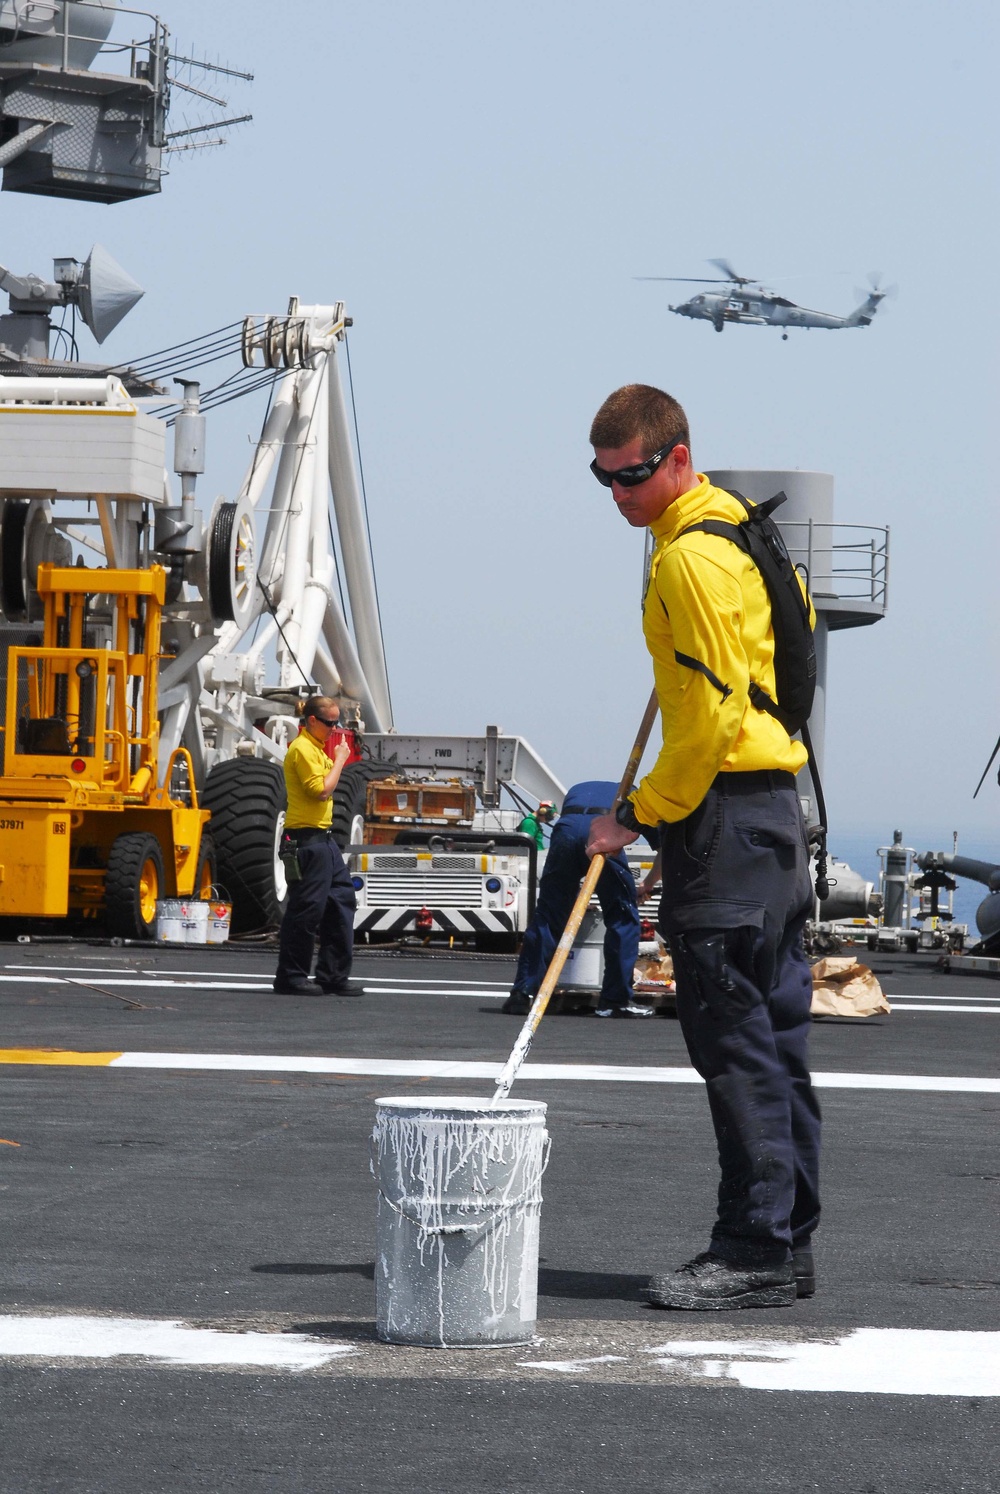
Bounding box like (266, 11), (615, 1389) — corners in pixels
(561, 805), (612, 816)
(712, 769), (796, 793)
(284, 826), (332, 839)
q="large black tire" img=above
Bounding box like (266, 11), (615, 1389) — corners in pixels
(202, 758), (287, 934)
(331, 761), (385, 850)
(194, 833), (217, 902)
(105, 832), (165, 941)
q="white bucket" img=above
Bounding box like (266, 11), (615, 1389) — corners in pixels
(372, 1096), (550, 1347)
(156, 900), (209, 944)
(155, 899), (186, 943)
(558, 906), (605, 992)
(179, 900), (209, 945)
(206, 901), (232, 944)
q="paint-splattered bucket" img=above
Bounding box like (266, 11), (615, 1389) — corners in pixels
(371, 1096), (550, 1347)
(155, 899), (186, 943)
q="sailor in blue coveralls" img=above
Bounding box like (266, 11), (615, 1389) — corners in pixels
(501, 780), (650, 1018)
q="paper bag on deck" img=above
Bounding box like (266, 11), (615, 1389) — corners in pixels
(634, 946), (675, 991)
(810, 957), (890, 1017)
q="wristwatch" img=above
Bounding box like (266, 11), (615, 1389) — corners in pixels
(615, 798), (650, 835)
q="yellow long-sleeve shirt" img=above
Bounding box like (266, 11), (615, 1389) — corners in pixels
(630, 475), (810, 827)
(283, 730), (334, 830)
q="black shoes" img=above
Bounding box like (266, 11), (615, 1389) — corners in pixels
(594, 1000), (654, 1018)
(272, 979), (361, 997)
(501, 992), (533, 1015)
(648, 1251), (797, 1311)
(792, 1246), (815, 1298)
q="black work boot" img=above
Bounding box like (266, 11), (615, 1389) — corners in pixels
(501, 991), (532, 1015)
(648, 1251), (796, 1311)
(792, 1246), (815, 1298)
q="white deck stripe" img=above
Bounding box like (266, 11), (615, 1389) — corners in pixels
(1, 1317), (998, 1391)
(884, 1004), (1000, 1013)
(91, 1052), (1000, 1092)
(6, 965), (268, 979)
(641, 1329), (1000, 1396)
(361, 987), (507, 998)
(0, 1316), (355, 1371)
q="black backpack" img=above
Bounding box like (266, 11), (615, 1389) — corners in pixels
(680, 490), (815, 734)
(678, 489), (830, 898)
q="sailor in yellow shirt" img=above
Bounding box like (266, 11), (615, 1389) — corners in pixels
(274, 696), (358, 996)
(585, 384), (820, 1314)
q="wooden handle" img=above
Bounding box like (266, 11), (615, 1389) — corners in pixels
(492, 686), (659, 1101)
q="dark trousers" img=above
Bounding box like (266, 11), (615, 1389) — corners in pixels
(276, 830), (357, 990)
(657, 771), (821, 1267)
(513, 818), (640, 1006)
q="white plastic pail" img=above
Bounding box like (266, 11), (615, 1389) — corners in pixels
(372, 1096), (550, 1347)
(155, 899), (186, 943)
(558, 906), (605, 992)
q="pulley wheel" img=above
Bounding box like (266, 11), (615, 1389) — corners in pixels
(241, 316), (257, 368)
(208, 495), (257, 628)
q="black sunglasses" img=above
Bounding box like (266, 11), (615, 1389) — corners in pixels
(311, 715), (339, 728)
(590, 437), (683, 489)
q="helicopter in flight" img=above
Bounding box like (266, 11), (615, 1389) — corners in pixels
(638, 260), (895, 338)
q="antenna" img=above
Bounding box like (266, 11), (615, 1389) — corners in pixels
(0, 5), (253, 203)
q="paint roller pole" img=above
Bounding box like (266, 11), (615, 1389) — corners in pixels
(491, 687), (660, 1102)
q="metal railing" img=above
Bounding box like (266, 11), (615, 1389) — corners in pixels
(778, 520), (889, 612)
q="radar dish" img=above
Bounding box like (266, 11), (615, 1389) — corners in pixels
(78, 244), (144, 344)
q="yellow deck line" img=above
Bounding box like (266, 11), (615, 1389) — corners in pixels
(0, 1048), (121, 1066)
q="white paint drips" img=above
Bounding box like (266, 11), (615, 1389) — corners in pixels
(0, 1316), (357, 1372)
(644, 1329), (1000, 1396)
(518, 1355), (629, 1373)
(372, 1097), (549, 1347)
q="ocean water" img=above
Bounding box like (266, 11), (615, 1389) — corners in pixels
(830, 829), (999, 933)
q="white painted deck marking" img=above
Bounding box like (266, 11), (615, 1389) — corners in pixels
(19, 1050), (990, 1092)
(643, 1329), (1000, 1396)
(883, 1003), (1000, 1013)
(0, 1316), (356, 1371)
(5, 1317), (996, 1391)
(353, 976), (510, 987)
(361, 986), (507, 998)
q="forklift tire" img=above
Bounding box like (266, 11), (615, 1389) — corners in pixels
(202, 758), (288, 935)
(330, 761), (385, 850)
(105, 832), (165, 941)
(195, 834), (217, 901)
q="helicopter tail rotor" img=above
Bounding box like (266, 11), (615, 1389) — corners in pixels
(855, 272), (899, 305)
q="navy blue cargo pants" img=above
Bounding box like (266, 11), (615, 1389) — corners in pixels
(512, 815), (641, 1007)
(657, 770), (820, 1268)
(276, 828), (357, 991)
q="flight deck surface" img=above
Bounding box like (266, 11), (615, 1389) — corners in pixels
(2, 942), (998, 1492)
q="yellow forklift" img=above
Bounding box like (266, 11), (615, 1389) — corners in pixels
(0, 560), (211, 938)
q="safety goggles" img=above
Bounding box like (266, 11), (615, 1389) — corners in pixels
(590, 436), (682, 489)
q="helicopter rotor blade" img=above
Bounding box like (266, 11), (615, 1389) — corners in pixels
(708, 257), (752, 284)
(634, 276), (732, 283)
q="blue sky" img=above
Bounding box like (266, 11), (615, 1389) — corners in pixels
(4, 0), (997, 848)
